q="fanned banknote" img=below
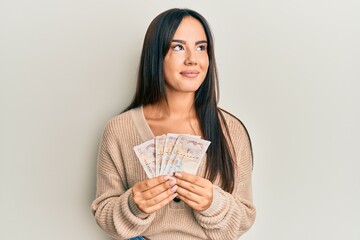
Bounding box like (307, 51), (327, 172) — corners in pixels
(163, 135), (210, 175)
(155, 134), (166, 176)
(160, 133), (181, 174)
(133, 139), (156, 178)
(160, 134), (201, 174)
(134, 134), (210, 178)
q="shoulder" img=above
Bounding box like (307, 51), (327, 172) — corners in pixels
(219, 108), (253, 160)
(219, 108), (249, 135)
(101, 108), (138, 141)
(105, 110), (132, 130)
(219, 108), (254, 169)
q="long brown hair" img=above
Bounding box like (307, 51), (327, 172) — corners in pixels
(124, 8), (236, 192)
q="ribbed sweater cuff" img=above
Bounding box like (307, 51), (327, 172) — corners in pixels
(198, 185), (227, 217)
(128, 190), (150, 219)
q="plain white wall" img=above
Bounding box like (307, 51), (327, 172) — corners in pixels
(1, 0), (359, 239)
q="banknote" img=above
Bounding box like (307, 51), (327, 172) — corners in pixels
(175, 137), (210, 174)
(155, 134), (166, 176)
(134, 134), (209, 177)
(160, 134), (201, 174)
(160, 133), (182, 174)
(133, 139), (156, 178)
(163, 135), (210, 175)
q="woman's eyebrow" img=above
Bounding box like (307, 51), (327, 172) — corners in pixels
(171, 39), (208, 44)
(196, 40), (208, 44)
(172, 39), (186, 44)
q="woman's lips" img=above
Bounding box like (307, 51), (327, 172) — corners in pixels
(180, 70), (199, 78)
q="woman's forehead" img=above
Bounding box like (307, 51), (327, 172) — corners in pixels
(172, 17), (207, 41)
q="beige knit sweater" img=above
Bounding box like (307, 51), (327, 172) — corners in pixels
(91, 106), (256, 240)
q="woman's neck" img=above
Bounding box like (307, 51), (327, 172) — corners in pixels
(143, 91), (203, 137)
(147, 92), (196, 120)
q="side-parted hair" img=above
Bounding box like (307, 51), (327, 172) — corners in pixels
(124, 8), (240, 193)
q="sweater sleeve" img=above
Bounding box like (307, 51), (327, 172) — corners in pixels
(193, 117), (256, 239)
(91, 121), (156, 239)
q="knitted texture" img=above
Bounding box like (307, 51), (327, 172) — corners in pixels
(91, 106), (256, 240)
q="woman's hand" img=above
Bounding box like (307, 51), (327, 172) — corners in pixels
(174, 172), (213, 211)
(132, 175), (178, 214)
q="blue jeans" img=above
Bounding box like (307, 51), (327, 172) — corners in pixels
(128, 237), (145, 240)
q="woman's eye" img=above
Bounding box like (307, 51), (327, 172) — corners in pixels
(172, 45), (184, 51)
(196, 45), (207, 51)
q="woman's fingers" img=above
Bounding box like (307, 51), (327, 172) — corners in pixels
(133, 175), (175, 192)
(134, 185), (178, 214)
(175, 194), (202, 210)
(141, 177), (177, 200)
(141, 184), (178, 207)
(175, 172), (211, 188)
(174, 172), (213, 211)
(132, 172), (214, 213)
(132, 175), (178, 214)
(144, 192), (178, 213)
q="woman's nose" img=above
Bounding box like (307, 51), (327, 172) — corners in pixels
(184, 49), (197, 65)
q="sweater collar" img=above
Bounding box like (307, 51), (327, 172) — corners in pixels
(130, 106), (155, 142)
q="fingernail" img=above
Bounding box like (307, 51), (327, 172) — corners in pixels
(170, 185), (178, 193)
(163, 175), (172, 181)
(174, 172), (182, 178)
(169, 180), (176, 186)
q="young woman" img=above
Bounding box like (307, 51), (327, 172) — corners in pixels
(91, 8), (256, 240)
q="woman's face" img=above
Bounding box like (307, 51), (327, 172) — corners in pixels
(163, 17), (209, 95)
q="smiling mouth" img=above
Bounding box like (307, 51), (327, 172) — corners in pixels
(180, 71), (199, 78)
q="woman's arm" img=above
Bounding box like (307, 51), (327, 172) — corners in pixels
(175, 116), (256, 239)
(91, 122), (157, 239)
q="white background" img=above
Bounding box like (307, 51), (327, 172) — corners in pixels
(1, 0), (359, 239)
